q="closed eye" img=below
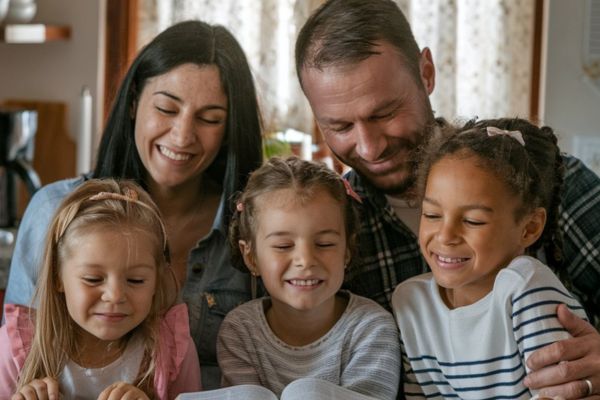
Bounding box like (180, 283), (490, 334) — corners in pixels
(317, 242), (336, 248)
(370, 111), (394, 121)
(422, 212), (441, 220)
(464, 219), (486, 226)
(198, 116), (225, 125)
(327, 123), (353, 134)
(156, 106), (176, 115)
(82, 277), (103, 285)
(272, 244), (293, 250)
(128, 279), (146, 285)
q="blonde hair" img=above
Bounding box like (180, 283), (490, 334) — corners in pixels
(17, 179), (171, 396)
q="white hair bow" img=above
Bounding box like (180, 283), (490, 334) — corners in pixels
(486, 126), (525, 146)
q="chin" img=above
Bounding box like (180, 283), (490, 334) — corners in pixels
(370, 173), (415, 196)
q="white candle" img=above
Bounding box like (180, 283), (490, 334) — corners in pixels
(77, 86), (93, 175)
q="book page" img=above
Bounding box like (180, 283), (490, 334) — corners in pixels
(281, 378), (379, 400)
(175, 385), (277, 400)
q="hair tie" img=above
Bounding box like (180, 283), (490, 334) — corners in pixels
(486, 126), (525, 146)
(342, 179), (362, 204)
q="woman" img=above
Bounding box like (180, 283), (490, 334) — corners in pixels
(4, 20), (263, 389)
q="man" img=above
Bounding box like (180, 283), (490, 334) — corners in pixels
(295, 0), (600, 398)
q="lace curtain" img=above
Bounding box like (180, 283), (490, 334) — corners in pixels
(399, 0), (535, 121)
(138, 0), (534, 133)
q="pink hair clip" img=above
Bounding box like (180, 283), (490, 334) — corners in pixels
(486, 126), (525, 146)
(342, 179), (362, 204)
(236, 202), (244, 212)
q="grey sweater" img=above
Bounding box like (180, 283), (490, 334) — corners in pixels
(217, 291), (400, 400)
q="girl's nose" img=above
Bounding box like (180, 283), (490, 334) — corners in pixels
(293, 244), (317, 269)
(101, 280), (126, 303)
(437, 220), (461, 245)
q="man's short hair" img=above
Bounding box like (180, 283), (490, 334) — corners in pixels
(295, 0), (422, 85)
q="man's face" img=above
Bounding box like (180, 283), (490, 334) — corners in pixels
(301, 42), (436, 195)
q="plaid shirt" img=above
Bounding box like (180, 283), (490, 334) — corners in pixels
(342, 154), (600, 328)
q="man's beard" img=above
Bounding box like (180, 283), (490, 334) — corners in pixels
(334, 120), (436, 197)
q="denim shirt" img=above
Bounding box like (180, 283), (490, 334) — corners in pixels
(3, 177), (256, 389)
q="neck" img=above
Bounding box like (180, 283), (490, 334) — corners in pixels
(265, 294), (348, 346)
(148, 175), (218, 218)
(73, 330), (127, 368)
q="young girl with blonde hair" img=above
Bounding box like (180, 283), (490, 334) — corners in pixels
(0, 179), (201, 399)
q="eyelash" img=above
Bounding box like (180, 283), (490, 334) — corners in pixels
(371, 111), (394, 121)
(156, 107), (224, 125)
(422, 213), (440, 220)
(156, 106), (175, 115)
(81, 278), (146, 285)
(83, 277), (102, 284)
(422, 214), (486, 226)
(464, 220), (485, 226)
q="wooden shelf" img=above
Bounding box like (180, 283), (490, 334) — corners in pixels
(0, 24), (71, 43)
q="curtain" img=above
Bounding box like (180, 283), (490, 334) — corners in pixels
(400, 0), (534, 120)
(138, 0), (534, 134)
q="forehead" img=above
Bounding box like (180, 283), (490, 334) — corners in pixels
(61, 227), (160, 268)
(426, 155), (519, 208)
(300, 42), (417, 120)
(254, 188), (345, 232)
(140, 63), (227, 105)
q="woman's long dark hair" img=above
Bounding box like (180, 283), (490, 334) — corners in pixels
(93, 20), (263, 224)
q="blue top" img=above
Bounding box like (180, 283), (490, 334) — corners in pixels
(3, 176), (255, 389)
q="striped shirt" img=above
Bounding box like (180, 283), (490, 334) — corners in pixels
(344, 153), (600, 329)
(217, 291), (400, 400)
(392, 256), (588, 399)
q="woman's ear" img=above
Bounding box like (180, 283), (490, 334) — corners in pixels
(239, 240), (259, 276)
(521, 207), (547, 248)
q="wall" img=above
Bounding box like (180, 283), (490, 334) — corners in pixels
(542, 0), (600, 164)
(0, 0), (105, 166)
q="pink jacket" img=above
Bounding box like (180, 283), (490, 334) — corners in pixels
(0, 303), (201, 399)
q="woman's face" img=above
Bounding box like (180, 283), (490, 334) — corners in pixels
(134, 63), (228, 190)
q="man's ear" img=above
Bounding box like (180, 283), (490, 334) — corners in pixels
(239, 240), (259, 276)
(419, 47), (436, 95)
(521, 207), (547, 248)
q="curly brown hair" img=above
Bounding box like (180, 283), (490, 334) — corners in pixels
(417, 118), (565, 274)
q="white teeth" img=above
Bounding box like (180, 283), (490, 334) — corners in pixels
(158, 145), (191, 161)
(289, 279), (320, 286)
(438, 255), (466, 263)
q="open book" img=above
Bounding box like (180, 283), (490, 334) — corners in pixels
(175, 377), (379, 400)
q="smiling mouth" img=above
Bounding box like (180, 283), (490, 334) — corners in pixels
(95, 313), (128, 321)
(436, 255), (469, 263)
(287, 279), (322, 287)
(158, 145), (192, 161)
